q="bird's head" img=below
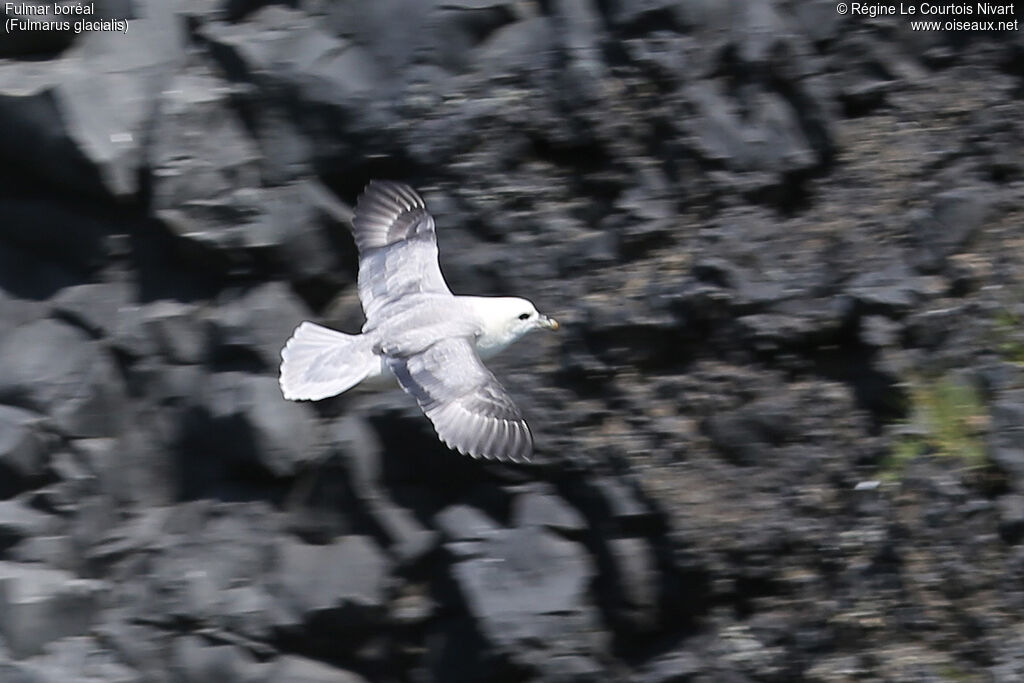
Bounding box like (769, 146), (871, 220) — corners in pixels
(479, 297), (559, 353)
(504, 297), (559, 338)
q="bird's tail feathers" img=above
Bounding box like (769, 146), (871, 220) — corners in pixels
(280, 322), (379, 401)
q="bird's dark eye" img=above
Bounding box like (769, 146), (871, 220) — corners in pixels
(518, 312), (530, 320)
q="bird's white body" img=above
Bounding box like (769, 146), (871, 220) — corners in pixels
(281, 294), (550, 398)
(333, 296), (545, 390)
(279, 180), (558, 462)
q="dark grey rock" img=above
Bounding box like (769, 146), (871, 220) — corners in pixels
(549, 0), (609, 127)
(0, 294), (44, 340)
(331, 416), (383, 498)
(472, 16), (554, 79)
(265, 655), (369, 683)
(912, 189), (992, 272)
(239, 98), (317, 186)
(699, 0), (794, 65)
(147, 67), (259, 207)
(0, 199), (116, 272)
(451, 526), (602, 673)
(53, 5), (184, 198)
(860, 314), (901, 348)
(903, 305), (963, 351)
(389, 583), (434, 627)
(195, 2), (414, 190)
(607, 537), (659, 629)
(513, 486), (587, 533)
(6, 535), (75, 569)
(73, 495), (132, 569)
(622, 31), (691, 88)
(139, 301), (208, 365)
(559, 230), (620, 271)
(0, 244), (85, 302)
(0, 319), (126, 438)
(273, 535), (389, 626)
(170, 636), (263, 683)
(77, 409), (178, 507)
(149, 65), (289, 267)
(110, 304), (157, 360)
(591, 475), (657, 526)
(683, 82), (815, 177)
(11, 636), (138, 683)
(329, 417), (437, 562)
(552, 0), (604, 56)
(0, 2), (183, 198)
(0, 0), (74, 57)
(705, 400), (796, 466)
(0, 406), (54, 484)
(217, 584), (278, 642)
(978, 362), (1024, 396)
(0, 499), (61, 553)
(0, 562), (108, 658)
(160, 178), (332, 276)
(132, 363), (206, 405)
(435, 504), (500, 542)
(0, 663), (43, 683)
(604, 0), (688, 31)
(276, 180), (357, 286)
(846, 262), (928, 314)
(326, 0), (441, 74)
(50, 282), (131, 339)
(97, 503), (282, 638)
(203, 5), (387, 99)
(189, 372), (319, 479)
(990, 391), (1024, 487)
(428, 3), (523, 75)
(691, 257), (741, 290)
(86, 620), (171, 683)
(613, 181), (678, 253)
(998, 494), (1024, 544)
(369, 499), (439, 565)
(735, 313), (819, 352)
(636, 647), (704, 683)
(0, 83), (106, 200)
(791, 0), (845, 43)
(209, 282), (309, 367)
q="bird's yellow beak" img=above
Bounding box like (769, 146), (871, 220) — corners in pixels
(542, 316), (559, 331)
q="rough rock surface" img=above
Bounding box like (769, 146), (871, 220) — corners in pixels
(1, 1), (1023, 680)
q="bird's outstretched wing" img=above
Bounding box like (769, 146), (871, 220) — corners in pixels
(352, 181), (452, 322)
(386, 337), (533, 462)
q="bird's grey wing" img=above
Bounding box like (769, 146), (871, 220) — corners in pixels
(386, 337), (533, 463)
(352, 181), (451, 321)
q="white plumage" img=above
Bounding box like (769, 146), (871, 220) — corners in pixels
(279, 181), (558, 463)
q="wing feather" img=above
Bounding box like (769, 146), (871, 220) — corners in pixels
(351, 181), (451, 322)
(386, 337), (534, 462)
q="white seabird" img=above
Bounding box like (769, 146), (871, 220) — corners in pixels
(279, 181), (559, 463)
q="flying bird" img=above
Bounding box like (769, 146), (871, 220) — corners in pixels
(279, 181), (559, 462)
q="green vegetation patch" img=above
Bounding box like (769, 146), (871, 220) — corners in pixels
(993, 309), (1024, 364)
(882, 375), (988, 479)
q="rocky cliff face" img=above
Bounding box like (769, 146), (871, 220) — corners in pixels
(1, 1), (1023, 681)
